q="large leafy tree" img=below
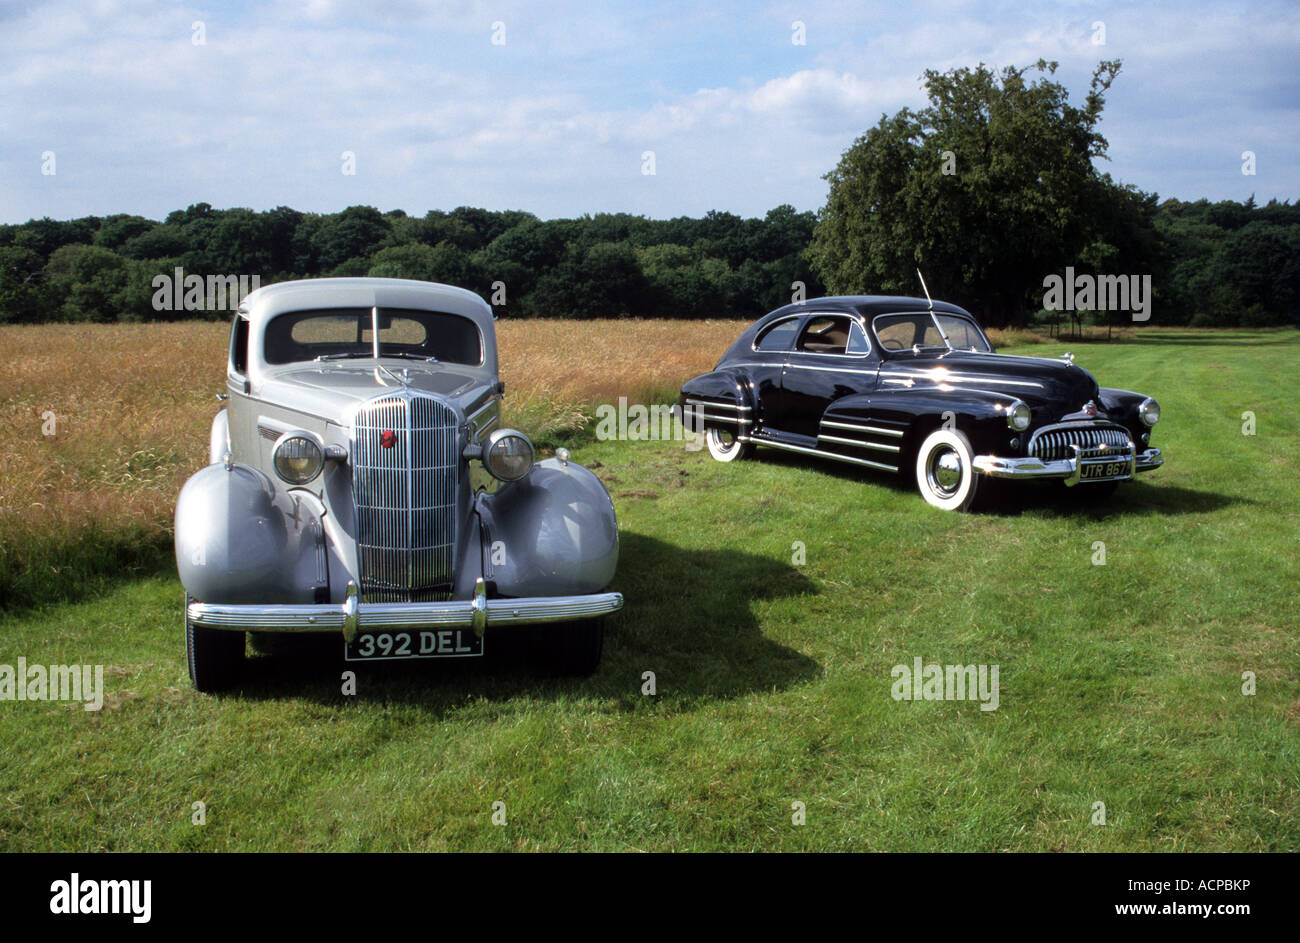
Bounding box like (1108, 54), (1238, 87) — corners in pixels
(810, 60), (1143, 327)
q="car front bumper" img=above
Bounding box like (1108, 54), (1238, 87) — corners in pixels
(973, 447), (1162, 486)
(187, 579), (624, 643)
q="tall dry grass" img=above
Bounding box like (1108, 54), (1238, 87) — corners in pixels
(0, 319), (745, 608)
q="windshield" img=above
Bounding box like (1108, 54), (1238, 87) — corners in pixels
(871, 312), (992, 353)
(264, 307), (482, 366)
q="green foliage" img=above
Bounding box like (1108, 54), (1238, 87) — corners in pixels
(0, 183), (1293, 324)
(811, 60), (1157, 327)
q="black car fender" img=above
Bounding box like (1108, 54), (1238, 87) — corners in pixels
(828, 387), (1021, 457)
(679, 369), (755, 433)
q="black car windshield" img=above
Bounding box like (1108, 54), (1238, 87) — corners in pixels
(871, 312), (992, 353)
(264, 307), (482, 366)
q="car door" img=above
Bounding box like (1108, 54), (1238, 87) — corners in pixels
(777, 314), (879, 441)
(743, 314), (803, 434)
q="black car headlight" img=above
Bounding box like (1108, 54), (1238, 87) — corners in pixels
(1138, 397), (1160, 427)
(483, 429), (534, 482)
(273, 433), (325, 484)
(1004, 400), (1031, 432)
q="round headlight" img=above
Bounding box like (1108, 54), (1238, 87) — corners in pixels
(483, 429), (534, 482)
(273, 434), (324, 484)
(1005, 400), (1031, 432)
(1138, 397), (1160, 427)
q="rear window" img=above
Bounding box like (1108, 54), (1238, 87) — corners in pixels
(754, 317), (800, 352)
(264, 307), (481, 365)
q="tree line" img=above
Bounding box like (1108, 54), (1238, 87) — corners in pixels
(0, 63), (1295, 329)
(0, 203), (821, 324)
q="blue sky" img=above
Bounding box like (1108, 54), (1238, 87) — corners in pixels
(1, 0), (1296, 223)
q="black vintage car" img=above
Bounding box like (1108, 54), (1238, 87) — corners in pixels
(680, 296), (1163, 510)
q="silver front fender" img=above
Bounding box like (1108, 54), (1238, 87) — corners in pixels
(476, 457), (619, 598)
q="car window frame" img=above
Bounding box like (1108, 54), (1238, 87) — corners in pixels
(262, 306), (488, 369)
(750, 314), (806, 354)
(788, 311), (874, 359)
(870, 310), (989, 355)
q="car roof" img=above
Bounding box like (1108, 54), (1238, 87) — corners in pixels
(766, 295), (973, 319)
(238, 277), (493, 330)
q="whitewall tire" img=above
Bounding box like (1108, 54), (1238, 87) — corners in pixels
(705, 426), (752, 462)
(914, 428), (982, 511)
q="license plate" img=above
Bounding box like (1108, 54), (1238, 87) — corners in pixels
(1079, 460), (1129, 481)
(345, 629), (483, 662)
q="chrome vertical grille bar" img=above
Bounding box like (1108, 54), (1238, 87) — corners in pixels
(352, 391), (458, 603)
(1030, 422), (1132, 462)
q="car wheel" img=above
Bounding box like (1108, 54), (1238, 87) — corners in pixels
(705, 426), (752, 462)
(915, 428), (982, 511)
(534, 617), (605, 676)
(185, 593), (245, 692)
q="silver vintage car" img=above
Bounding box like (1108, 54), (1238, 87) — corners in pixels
(174, 278), (622, 691)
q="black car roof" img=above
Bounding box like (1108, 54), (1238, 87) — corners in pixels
(766, 295), (973, 319)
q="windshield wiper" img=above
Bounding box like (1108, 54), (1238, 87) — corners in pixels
(379, 351), (440, 363)
(314, 351), (373, 362)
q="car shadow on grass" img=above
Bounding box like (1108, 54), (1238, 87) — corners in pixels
(224, 531), (822, 713)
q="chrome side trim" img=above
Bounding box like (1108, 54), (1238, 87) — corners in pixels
(684, 398), (751, 412)
(820, 420), (904, 438)
(741, 435), (898, 473)
(817, 433), (901, 454)
(189, 591), (625, 634)
(688, 410), (752, 425)
(878, 370), (1044, 389)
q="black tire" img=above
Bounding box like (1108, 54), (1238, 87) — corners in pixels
(185, 593), (245, 692)
(533, 618), (605, 676)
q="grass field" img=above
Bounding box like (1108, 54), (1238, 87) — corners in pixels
(0, 322), (1296, 851)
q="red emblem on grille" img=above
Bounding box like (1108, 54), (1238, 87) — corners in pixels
(380, 430), (397, 449)
(1084, 402), (1098, 417)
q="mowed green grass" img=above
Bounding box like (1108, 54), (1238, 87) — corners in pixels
(1, 330), (1297, 851)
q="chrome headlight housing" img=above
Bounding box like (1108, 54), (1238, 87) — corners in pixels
(272, 432), (325, 484)
(1138, 397), (1160, 427)
(483, 428), (534, 482)
(1004, 400), (1031, 432)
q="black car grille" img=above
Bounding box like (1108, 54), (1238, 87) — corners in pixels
(1030, 423), (1132, 462)
(352, 392), (459, 602)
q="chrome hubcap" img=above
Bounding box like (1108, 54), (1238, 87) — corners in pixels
(929, 448), (963, 496)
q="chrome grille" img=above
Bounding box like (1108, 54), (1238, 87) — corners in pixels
(1030, 423), (1132, 462)
(352, 392), (459, 602)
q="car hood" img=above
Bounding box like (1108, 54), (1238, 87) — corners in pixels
(257, 362), (486, 421)
(879, 350), (1100, 414)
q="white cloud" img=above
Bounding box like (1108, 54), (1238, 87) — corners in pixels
(0, 0), (1296, 223)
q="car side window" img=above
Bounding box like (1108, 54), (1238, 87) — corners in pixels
(230, 314), (249, 376)
(846, 321), (870, 355)
(754, 317), (800, 352)
(796, 315), (856, 355)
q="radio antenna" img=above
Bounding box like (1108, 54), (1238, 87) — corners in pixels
(916, 269), (934, 311)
